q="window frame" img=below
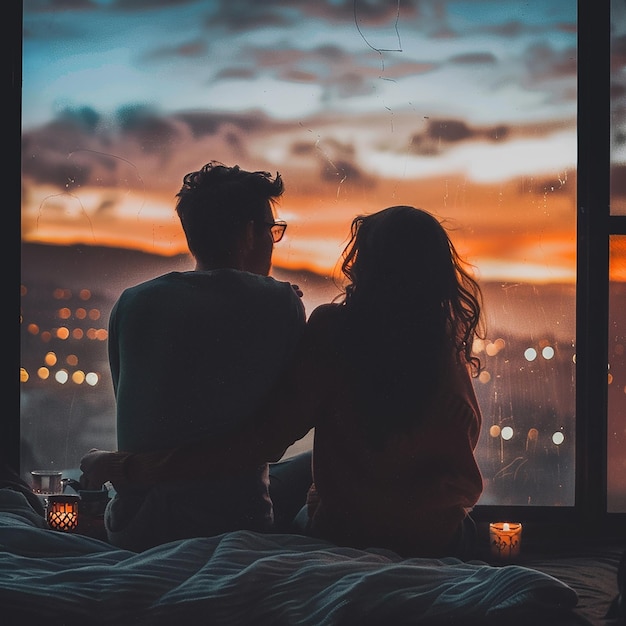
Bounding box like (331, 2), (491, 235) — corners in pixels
(11, 1), (626, 540)
(473, 0), (626, 541)
(10, 1), (23, 475)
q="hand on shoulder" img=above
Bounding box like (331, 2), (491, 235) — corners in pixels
(79, 448), (118, 490)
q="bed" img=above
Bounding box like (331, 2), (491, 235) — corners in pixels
(0, 488), (622, 626)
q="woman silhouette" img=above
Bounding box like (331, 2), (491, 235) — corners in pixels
(289, 205), (485, 557)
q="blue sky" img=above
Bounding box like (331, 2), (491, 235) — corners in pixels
(23, 0), (622, 282)
(23, 0), (578, 128)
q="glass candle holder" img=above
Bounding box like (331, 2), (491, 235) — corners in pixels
(489, 522), (522, 560)
(47, 494), (80, 532)
(31, 470), (63, 495)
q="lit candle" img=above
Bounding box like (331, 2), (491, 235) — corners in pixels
(47, 495), (80, 532)
(489, 521), (522, 560)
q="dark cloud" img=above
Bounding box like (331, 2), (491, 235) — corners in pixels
(59, 106), (103, 132)
(25, 0), (98, 11)
(375, 60), (438, 79)
(427, 119), (474, 142)
(613, 89), (626, 117)
(23, 8), (89, 40)
(115, 105), (184, 152)
(290, 142), (317, 157)
(315, 45), (346, 61)
(483, 20), (528, 38)
(251, 47), (307, 69)
(112, 0), (196, 10)
(448, 52), (497, 65)
(193, 0), (423, 59)
(21, 106), (293, 189)
(475, 15), (576, 40)
(301, 0), (419, 25)
(22, 154), (91, 189)
(484, 125), (510, 141)
(611, 34), (626, 78)
(611, 164), (626, 198)
(173, 110), (272, 137)
(303, 136), (375, 188)
(611, 35), (626, 121)
(214, 67), (257, 80)
(286, 135), (374, 188)
(523, 43), (577, 81)
(21, 122), (133, 190)
(408, 118), (511, 155)
(612, 33), (626, 61)
(220, 42), (378, 99)
(320, 158), (370, 185)
(94, 197), (119, 215)
(203, 1), (293, 32)
(141, 39), (209, 62)
(282, 69), (319, 84)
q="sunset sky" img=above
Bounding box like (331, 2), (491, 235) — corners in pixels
(21, 0), (626, 282)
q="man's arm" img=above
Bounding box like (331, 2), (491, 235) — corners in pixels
(80, 397), (312, 490)
(80, 319), (321, 490)
(79, 411), (301, 490)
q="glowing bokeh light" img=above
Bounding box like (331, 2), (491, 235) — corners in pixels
(85, 372), (99, 386)
(478, 370), (491, 383)
(552, 432), (565, 445)
(489, 425), (501, 438)
(472, 338), (485, 354)
(524, 347), (538, 361)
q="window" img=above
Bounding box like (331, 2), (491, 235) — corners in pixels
(17, 1), (625, 533)
(607, 0), (626, 515)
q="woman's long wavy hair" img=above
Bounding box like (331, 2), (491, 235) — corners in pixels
(337, 205), (484, 447)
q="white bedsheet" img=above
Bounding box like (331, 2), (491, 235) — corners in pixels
(0, 489), (578, 625)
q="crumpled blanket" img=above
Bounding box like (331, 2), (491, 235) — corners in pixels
(0, 488), (578, 625)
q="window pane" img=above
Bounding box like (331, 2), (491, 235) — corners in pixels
(611, 0), (626, 216)
(21, 1), (577, 507)
(608, 235), (626, 512)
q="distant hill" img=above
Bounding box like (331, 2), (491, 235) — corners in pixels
(21, 242), (343, 313)
(21, 242), (595, 339)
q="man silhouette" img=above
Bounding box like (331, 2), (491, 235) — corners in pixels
(89, 161), (306, 551)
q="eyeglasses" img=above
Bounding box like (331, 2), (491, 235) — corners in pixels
(265, 219), (287, 243)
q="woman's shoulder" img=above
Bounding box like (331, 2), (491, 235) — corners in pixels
(307, 302), (344, 326)
(301, 303), (345, 348)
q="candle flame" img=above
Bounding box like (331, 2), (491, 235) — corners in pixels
(503, 522), (510, 531)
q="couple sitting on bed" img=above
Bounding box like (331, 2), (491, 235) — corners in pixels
(80, 160), (485, 559)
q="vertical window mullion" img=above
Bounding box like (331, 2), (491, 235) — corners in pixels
(576, 0), (611, 530)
